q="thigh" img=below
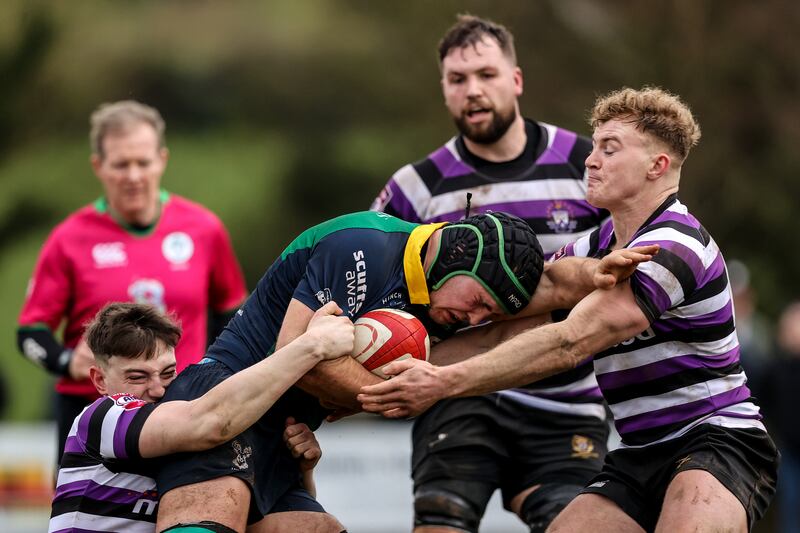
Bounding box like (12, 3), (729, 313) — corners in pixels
(503, 407), (608, 505)
(656, 470), (746, 532)
(248, 512), (344, 533)
(547, 493), (644, 533)
(157, 476), (251, 533)
(660, 425), (779, 529)
(412, 398), (506, 487)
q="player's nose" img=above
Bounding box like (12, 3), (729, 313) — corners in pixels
(148, 380), (167, 401)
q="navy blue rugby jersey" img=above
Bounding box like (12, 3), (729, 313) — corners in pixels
(207, 211), (432, 373)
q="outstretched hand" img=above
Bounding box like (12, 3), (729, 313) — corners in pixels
(594, 244), (659, 289)
(306, 301), (355, 360)
(357, 358), (448, 419)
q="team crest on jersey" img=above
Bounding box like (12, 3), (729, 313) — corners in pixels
(231, 439), (252, 470)
(546, 202), (578, 234)
(162, 232), (194, 266)
(370, 185), (393, 212)
(316, 288), (333, 306)
(111, 393), (147, 410)
(92, 242), (127, 268)
(128, 278), (166, 312)
(570, 435), (599, 459)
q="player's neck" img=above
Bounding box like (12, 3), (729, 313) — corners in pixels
(610, 189), (677, 248)
(462, 115), (526, 163)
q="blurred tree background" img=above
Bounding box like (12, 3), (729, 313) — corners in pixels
(0, 0), (798, 421)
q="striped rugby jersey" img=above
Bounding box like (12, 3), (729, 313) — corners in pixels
(371, 119), (608, 419)
(562, 194), (766, 447)
(49, 394), (158, 533)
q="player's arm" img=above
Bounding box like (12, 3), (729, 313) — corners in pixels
(429, 313), (551, 366)
(280, 298), (382, 411)
(516, 244), (659, 318)
(137, 302), (353, 458)
(359, 281), (650, 418)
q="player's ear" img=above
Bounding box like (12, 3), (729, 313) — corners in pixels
(89, 365), (108, 395)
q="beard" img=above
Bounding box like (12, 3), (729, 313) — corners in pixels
(454, 104), (517, 145)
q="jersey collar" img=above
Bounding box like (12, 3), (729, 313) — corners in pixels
(94, 190), (170, 236)
(403, 222), (448, 305)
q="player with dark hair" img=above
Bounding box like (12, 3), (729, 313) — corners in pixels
(360, 87), (779, 532)
(49, 301), (353, 533)
(17, 100), (247, 466)
(153, 210), (654, 532)
(371, 14), (608, 533)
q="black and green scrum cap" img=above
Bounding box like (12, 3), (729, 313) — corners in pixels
(426, 212), (544, 314)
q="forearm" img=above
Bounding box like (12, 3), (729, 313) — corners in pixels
(296, 356), (382, 410)
(442, 284), (647, 397)
(301, 471), (317, 498)
(430, 314), (551, 366)
(529, 258), (598, 314)
(441, 321), (582, 397)
(188, 334), (324, 447)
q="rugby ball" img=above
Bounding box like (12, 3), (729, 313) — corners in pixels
(352, 308), (430, 379)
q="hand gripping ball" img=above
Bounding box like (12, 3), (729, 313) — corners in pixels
(351, 308), (430, 379)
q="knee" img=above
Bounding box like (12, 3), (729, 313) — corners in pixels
(414, 488), (481, 533)
(519, 483), (583, 533)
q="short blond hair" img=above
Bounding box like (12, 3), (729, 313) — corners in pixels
(89, 100), (166, 158)
(590, 87), (701, 164)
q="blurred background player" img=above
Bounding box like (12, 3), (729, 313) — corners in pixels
(16, 100), (248, 466)
(50, 301), (352, 533)
(371, 15), (608, 533)
(757, 301), (800, 533)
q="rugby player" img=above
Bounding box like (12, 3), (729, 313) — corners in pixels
(360, 87), (779, 532)
(49, 301), (353, 533)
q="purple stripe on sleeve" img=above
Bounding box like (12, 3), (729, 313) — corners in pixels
(535, 128), (577, 165)
(662, 241), (705, 287)
(426, 200), (598, 224)
(652, 209), (702, 230)
(53, 478), (147, 504)
(112, 408), (140, 459)
(63, 435), (84, 454)
(387, 180), (420, 222)
(597, 347), (741, 390)
(698, 253), (725, 287)
(76, 399), (105, 449)
(653, 302), (734, 334)
(429, 146), (474, 178)
(615, 384), (752, 436)
(632, 270), (673, 316)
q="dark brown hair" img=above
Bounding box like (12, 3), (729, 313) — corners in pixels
(438, 14), (516, 65)
(86, 302), (181, 365)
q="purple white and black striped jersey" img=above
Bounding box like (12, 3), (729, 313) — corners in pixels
(561, 194), (766, 447)
(49, 393), (159, 533)
(371, 119), (608, 419)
